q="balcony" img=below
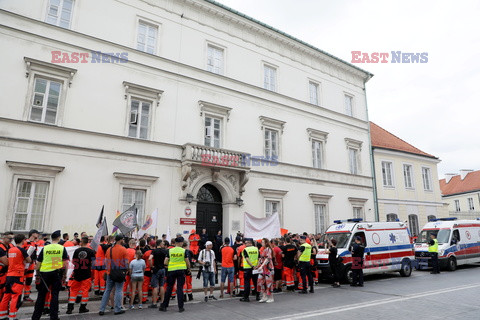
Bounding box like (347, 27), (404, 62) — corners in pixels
(181, 143), (250, 170)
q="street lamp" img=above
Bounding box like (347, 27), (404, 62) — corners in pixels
(186, 193), (194, 204)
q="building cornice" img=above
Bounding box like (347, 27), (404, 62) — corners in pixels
(373, 147), (440, 163)
(441, 190), (480, 198)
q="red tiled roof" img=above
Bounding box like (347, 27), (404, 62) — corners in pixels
(370, 122), (437, 159)
(440, 170), (480, 196)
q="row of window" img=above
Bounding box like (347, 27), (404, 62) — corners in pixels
(381, 161), (433, 191)
(11, 178), (146, 232)
(43, 0), (358, 117)
(454, 198), (476, 212)
(26, 58), (363, 174)
(11, 178), (365, 233)
(386, 213), (427, 236)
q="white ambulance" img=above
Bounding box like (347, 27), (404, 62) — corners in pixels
(414, 218), (480, 271)
(316, 219), (415, 283)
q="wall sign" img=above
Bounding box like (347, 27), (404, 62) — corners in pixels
(180, 218), (196, 225)
(185, 207), (192, 217)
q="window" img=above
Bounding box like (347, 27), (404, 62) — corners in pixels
(403, 164), (414, 189)
(122, 188), (146, 223)
(408, 214), (419, 236)
(24, 58), (76, 126)
(422, 167), (432, 191)
(124, 82), (163, 140)
(309, 82), (319, 105)
(454, 200), (460, 212)
(312, 140), (324, 169)
(381, 161), (394, 187)
(266, 200), (280, 218)
(137, 21), (158, 54)
(386, 213), (399, 222)
(264, 129), (278, 158)
(468, 198), (474, 211)
(345, 94), (353, 116)
(427, 215), (436, 222)
(30, 78), (62, 124)
(314, 204), (327, 234)
(128, 99), (151, 139)
(349, 148), (359, 174)
(353, 207), (364, 220)
(13, 180), (49, 231)
(204, 116), (221, 148)
(207, 45), (224, 75)
(263, 65), (277, 91)
(45, 0), (74, 29)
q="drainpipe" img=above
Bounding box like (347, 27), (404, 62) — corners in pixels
(363, 75), (379, 222)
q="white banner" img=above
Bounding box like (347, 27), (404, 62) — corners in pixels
(138, 209), (158, 238)
(244, 212), (281, 240)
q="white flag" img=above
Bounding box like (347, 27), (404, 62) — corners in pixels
(244, 212), (281, 240)
(138, 209), (158, 238)
(166, 226), (171, 242)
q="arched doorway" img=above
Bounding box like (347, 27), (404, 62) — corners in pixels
(196, 184), (223, 242)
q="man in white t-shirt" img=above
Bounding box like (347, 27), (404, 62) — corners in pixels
(198, 241), (217, 302)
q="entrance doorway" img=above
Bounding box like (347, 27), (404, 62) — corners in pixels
(196, 184), (223, 242)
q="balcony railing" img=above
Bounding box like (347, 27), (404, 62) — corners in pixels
(182, 143), (250, 169)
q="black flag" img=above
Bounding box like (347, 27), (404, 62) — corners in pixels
(96, 205), (104, 228)
(113, 204), (137, 236)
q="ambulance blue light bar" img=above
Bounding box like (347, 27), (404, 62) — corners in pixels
(432, 217), (457, 221)
(334, 218), (363, 224)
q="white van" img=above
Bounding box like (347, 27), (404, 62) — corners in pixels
(316, 219), (414, 283)
(414, 218), (480, 271)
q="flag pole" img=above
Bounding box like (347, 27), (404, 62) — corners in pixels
(155, 208), (158, 238)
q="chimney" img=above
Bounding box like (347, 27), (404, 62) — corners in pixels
(445, 173), (457, 184)
(459, 169), (473, 180)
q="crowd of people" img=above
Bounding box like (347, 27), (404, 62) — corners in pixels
(0, 228), (367, 318)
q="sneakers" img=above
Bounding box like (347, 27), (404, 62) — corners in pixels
(148, 304), (157, 309)
(138, 305), (143, 309)
(129, 305), (134, 310)
(179, 307), (185, 313)
(266, 296), (274, 303)
(159, 306), (167, 312)
(239, 297), (250, 302)
(259, 294), (267, 303)
(204, 296), (208, 302)
(114, 310), (125, 315)
(209, 295), (217, 301)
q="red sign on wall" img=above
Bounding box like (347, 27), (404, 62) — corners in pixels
(180, 218), (196, 225)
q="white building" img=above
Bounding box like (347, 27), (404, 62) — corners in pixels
(440, 170), (480, 219)
(0, 0), (374, 239)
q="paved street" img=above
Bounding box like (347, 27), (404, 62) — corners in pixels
(15, 264), (480, 320)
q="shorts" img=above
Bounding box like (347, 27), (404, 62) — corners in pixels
(221, 267), (234, 283)
(131, 275), (144, 282)
(274, 268), (283, 281)
(150, 269), (165, 288)
(202, 271), (215, 288)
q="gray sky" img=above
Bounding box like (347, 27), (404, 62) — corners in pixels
(216, 0), (480, 178)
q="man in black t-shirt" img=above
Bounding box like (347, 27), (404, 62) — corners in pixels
(148, 240), (167, 308)
(67, 237), (95, 314)
(282, 237), (297, 291)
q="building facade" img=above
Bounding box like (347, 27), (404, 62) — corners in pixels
(370, 122), (447, 236)
(440, 170), (480, 219)
(0, 0), (374, 239)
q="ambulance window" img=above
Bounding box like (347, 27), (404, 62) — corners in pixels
(352, 232), (366, 246)
(451, 230), (460, 244)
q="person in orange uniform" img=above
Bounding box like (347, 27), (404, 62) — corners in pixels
(22, 229), (40, 303)
(67, 236), (96, 314)
(123, 239), (137, 303)
(188, 230), (200, 261)
(236, 241), (246, 295)
(0, 233), (14, 301)
(0, 234), (31, 320)
(182, 242), (194, 301)
(93, 236), (109, 295)
(141, 246), (152, 305)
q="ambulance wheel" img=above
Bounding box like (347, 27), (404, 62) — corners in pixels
(399, 259), (412, 277)
(343, 266), (354, 284)
(447, 257), (457, 271)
